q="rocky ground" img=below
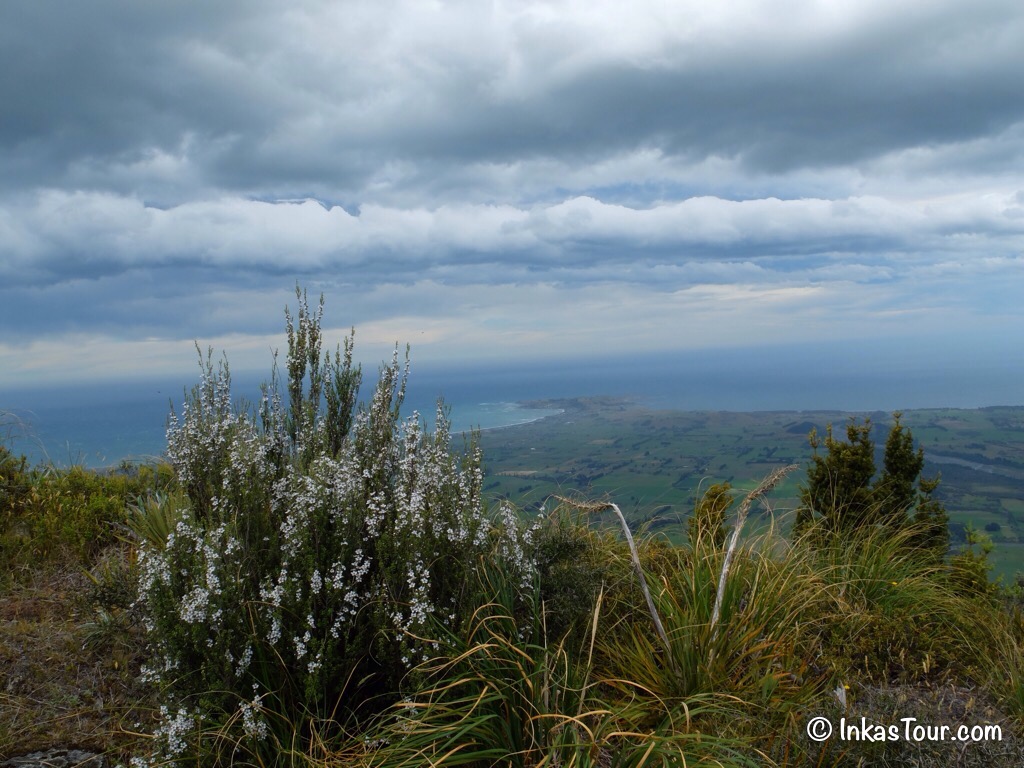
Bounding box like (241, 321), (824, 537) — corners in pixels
(1, 749), (107, 767)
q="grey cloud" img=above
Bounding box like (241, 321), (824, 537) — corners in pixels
(3, 0), (1024, 383)
(0, 269), (292, 341)
(4, 0), (1024, 206)
(2, 188), (1022, 348)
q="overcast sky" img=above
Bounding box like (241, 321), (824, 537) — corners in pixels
(2, 0), (1023, 388)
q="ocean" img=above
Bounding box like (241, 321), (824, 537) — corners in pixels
(2, 346), (1022, 469)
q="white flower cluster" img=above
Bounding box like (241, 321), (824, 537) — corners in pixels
(239, 688), (269, 742)
(136, 545), (169, 599)
(138, 312), (543, 761)
(165, 356), (236, 493)
(165, 352), (280, 530)
(153, 705), (196, 756)
(493, 500), (541, 593)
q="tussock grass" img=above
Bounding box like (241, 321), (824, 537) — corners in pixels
(795, 524), (995, 686)
(357, 559), (755, 768)
(595, 530), (825, 765)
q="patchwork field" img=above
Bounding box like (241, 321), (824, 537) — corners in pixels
(478, 399), (1024, 579)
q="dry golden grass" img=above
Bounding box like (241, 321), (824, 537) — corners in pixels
(0, 563), (156, 763)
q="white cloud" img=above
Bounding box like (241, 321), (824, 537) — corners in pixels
(5, 190), (1023, 290)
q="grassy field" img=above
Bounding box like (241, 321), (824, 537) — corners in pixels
(478, 399), (1024, 578)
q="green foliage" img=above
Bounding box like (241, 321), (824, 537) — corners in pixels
(0, 442), (30, 512)
(362, 557), (754, 768)
(529, 506), (614, 651)
(795, 413), (949, 559)
(365, 564), (602, 767)
(602, 536), (825, 721)
(136, 289), (537, 764)
(875, 413), (924, 523)
(125, 489), (188, 551)
(0, 456), (173, 576)
(0, 443), (31, 568)
(687, 481), (732, 550)
(6, 421), (1024, 764)
(798, 419), (876, 535)
(911, 476), (951, 560)
(948, 523), (999, 598)
(84, 545), (139, 612)
(801, 523), (986, 685)
(990, 608), (1024, 724)
(281, 287), (362, 467)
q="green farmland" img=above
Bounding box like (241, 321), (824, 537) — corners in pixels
(478, 398), (1024, 579)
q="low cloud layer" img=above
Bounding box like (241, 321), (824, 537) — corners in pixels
(2, 0), (1023, 385)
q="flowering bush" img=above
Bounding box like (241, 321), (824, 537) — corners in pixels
(135, 289), (535, 763)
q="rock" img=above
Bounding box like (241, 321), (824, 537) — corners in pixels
(0, 749), (105, 767)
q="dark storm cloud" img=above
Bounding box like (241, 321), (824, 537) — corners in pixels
(4, 0), (1023, 202)
(2, 0), (1024, 383)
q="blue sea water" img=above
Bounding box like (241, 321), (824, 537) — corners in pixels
(2, 345), (1022, 469)
(0, 373), (565, 469)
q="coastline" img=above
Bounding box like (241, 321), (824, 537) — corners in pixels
(465, 407), (565, 434)
(7, 393), (1024, 471)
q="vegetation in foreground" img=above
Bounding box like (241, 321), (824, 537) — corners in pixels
(3, 292), (1024, 766)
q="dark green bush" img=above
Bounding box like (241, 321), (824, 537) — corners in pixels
(529, 506), (616, 647)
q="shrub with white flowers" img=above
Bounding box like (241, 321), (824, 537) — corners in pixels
(136, 288), (536, 763)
